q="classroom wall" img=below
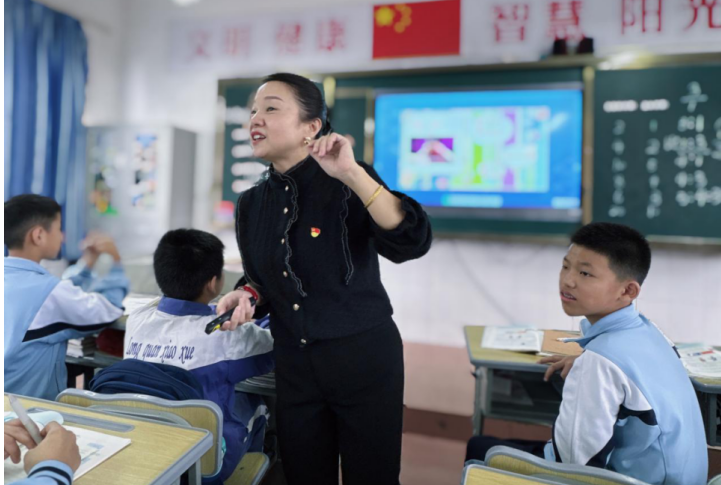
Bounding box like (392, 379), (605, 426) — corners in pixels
(36, 0), (721, 417)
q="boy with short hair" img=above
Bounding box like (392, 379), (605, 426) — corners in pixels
(124, 229), (274, 484)
(4, 194), (129, 400)
(549, 222), (707, 484)
(468, 222), (707, 485)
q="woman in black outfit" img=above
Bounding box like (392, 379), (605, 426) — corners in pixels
(217, 73), (432, 485)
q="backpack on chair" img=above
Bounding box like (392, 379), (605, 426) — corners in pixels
(89, 359), (204, 400)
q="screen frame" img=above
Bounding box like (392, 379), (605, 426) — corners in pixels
(371, 82), (586, 223)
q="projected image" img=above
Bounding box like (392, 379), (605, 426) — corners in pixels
(374, 88), (583, 217)
(399, 106), (551, 194)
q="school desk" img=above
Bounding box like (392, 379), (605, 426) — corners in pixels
(4, 394), (212, 485)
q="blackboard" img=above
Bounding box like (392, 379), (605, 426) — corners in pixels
(592, 65), (721, 241)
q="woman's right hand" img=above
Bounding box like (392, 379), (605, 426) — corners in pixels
(216, 289), (257, 330)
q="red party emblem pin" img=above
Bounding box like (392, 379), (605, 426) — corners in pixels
(310, 227), (321, 238)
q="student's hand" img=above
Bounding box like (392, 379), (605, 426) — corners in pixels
(82, 233), (121, 264)
(4, 420), (38, 464)
(23, 422), (81, 473)
(538, 355), (580, 381)
(89, 235), (121, 262)
(216, 289), (256, 331)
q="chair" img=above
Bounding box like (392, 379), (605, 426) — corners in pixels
(484, 446), (652, 485)
(57, 389), (269, 485)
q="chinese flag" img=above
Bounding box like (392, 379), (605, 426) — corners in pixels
(373, 0), (460, 59)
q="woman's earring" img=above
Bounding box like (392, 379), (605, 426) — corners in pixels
(303, 137), (311, 146)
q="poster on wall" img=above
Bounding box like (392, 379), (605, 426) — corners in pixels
(130, 134), (158, 209)
(88, 131), (119, 216)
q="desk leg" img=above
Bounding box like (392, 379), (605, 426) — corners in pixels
(472, 367), (485, 436)
(187, 460), (202, 485)
(710, 394), (719, 447)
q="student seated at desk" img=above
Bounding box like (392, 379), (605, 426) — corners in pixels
(124, 229), (274, 484)
(4, 420), (81, 485)
(4, 195), (129, 401)
(467, 222), (708, 485)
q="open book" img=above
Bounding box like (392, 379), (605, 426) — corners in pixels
(481, 327), (582, 356)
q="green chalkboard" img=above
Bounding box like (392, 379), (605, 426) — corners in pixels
(592, 65), (721, 241)
(222, 84), (259, 204)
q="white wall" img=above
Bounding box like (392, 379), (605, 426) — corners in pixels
(61, 0), (721, 348)
(383, 239), (721, 347)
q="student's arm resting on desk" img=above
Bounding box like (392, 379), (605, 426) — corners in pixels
(23, 279), (125, 343)
(12, 461), (75, 485)
(546, 350), (652, 467)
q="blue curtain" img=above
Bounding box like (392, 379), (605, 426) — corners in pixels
(5, 0), (88, 259)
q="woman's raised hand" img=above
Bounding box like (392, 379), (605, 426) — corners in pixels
(307, 134), (360, 184)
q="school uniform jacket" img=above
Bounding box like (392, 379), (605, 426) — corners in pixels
(124, 297), (275, 480)
(4, 257), (129, 400)
(545, 304), (707, 485)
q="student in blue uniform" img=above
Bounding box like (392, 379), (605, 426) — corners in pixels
(4, 194), (129, 401)
(467, 222), (708, 485)
(4, 420), (81, 485)
(123, 229), (274, 484)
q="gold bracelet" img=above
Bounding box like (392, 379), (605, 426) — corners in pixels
(364, 184), (384, 209)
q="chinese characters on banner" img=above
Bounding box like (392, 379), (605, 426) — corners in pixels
(169, 7), (372, 73)
(170, 0), (721, 73)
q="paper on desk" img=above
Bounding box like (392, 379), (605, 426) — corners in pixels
(4, 426), (131, 484)
(677, 345), (721, 378)
(481, 327), (543, 353)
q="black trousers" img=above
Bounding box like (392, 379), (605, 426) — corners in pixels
(274, 323), (404, 485)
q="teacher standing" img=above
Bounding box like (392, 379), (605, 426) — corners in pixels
(217, 73), (432, 485)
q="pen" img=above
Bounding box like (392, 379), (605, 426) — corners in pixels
(8, 395), (43, 445)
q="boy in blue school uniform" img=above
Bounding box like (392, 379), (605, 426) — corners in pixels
(123, 229), (274, 484)
(467, 222), (708, 485)
(4, 194), (129, 401)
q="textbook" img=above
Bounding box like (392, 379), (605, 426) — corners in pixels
(677, 344), (721, 378)
(481, 327), (582, 356)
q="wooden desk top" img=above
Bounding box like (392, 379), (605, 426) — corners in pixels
(464, 326), (547, 371)
(466, 326), (721, 386)
(692, 376), (721, 391)
(5, 395), (211, 485)
(463, 465), (555, 484)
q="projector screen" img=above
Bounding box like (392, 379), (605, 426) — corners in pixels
(373, 85), (584, 222)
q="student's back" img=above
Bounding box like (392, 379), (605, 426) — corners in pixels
(125, 299), (274, 481)
(123, 229), (274, 484)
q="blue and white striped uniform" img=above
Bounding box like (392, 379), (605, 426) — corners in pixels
(4, 257), (129, 401)
(545, 304), (708, 484)
(124, 296), (275, 483)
